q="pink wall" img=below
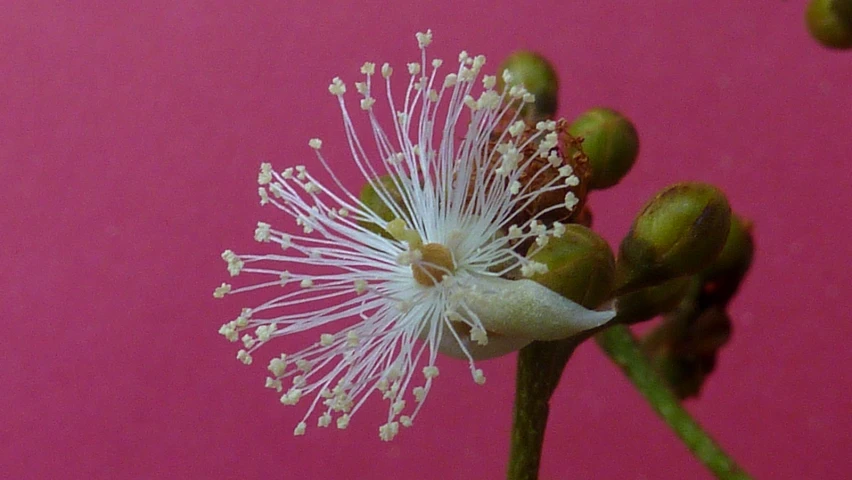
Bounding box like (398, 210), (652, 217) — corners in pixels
(1, 1), (849, 478)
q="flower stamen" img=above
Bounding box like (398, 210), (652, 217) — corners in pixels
(411, 243), (455, 286)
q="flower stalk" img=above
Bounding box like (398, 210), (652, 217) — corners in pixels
(506, 337), (582, 480)
(595, 324), (753, 480)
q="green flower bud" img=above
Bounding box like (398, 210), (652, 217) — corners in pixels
(615, 183), (731, 293)
(699, 214), (754, 306)
(568, 108), (640, 190)
(701, 215), (754, 279)
(615, 276), (692, 324)
(358, 176), (405, 238)
(806, 0), (852, 49)
(526, 224), (615, 308)
(497, 51), (559, 121)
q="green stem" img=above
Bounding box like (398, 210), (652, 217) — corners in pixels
(595, 324), (753, 480)
(506, 338), (581, 480)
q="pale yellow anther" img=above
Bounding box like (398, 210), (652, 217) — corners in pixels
(360, 62), (376, 75)
(268, 354), (287, 376)
(413, 386), (427, 402)
(470, 326), (489, 346)
(385, 218), (406, 240)
(337, 414), (351, 429)
(236, 349), (252, 365)
(385, 218), (423, 249)
(422, 365), (440, 379)
(213, 283), (231, 298)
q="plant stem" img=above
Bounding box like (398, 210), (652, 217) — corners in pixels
(506, 338), (581, 480)
(595, 324), (753, 480)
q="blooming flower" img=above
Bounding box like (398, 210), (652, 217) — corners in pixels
(215, 30), (615, 441)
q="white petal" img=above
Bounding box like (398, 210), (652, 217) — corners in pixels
(435, 328), (532, 360)
(462, 277), (616, 341)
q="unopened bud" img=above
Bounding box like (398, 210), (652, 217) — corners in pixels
(650, 306), (732, 398)
(615, 276), (692, 324)
(615, 183), (731, 293)
(699, 214), (754, 306)
(677, 307), (732, 357)
(568, 108), (640, 190)
(652, 351), (717, 400)
(526, 224), (615, 308)
(497, 51), (559, 121)
(806, 0), (852, 49)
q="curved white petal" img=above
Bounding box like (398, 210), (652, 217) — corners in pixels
(435, 327), (532, 360)
(462, 276), (616, 341)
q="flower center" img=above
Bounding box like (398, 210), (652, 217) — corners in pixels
(412, 243), (455, 286)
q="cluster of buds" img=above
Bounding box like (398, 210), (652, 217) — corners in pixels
(616, 201), (754, 398)
(497, 49), (755, 397)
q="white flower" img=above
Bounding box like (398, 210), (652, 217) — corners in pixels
(214, 30), (615, 441)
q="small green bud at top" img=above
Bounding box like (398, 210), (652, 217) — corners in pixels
(615, 276), (692, 324)
(806, 0), (852, 49)
(358, 176), (405, 238)
(525, 224), (615, 308)
(497, 51), (559, 121)
(568, 108), (640, 190)
(615, 183), (731, 293)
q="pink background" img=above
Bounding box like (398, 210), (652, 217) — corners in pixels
(2, 1), (850, 479)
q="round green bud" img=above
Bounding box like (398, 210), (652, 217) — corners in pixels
(615, 183), (732, 293)
(526, 224), (615, 308)
(615, 276), (692, 324)
(568, 108), (640, 190)
(701, 214), (754, 277)
(496, 51), (559, 121)
(358, 176), (405, 238)
(806, 0), (852, 49)
(697, 214), (754, 307)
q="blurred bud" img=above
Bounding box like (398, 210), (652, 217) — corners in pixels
(699, 214), (755, 306)
(615, 183), (731, 293)
(358, 176), (405, 237)
(806, 0), (852, 49)
(644, 306), (732, 399)
(497, 51), (559, 121)
(652, 351), (717, 400)
(526, 224), (616, 308)
(676, 307), (732, 357)
(568, 108), (640, 190)
(615, 276), (692, 324)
